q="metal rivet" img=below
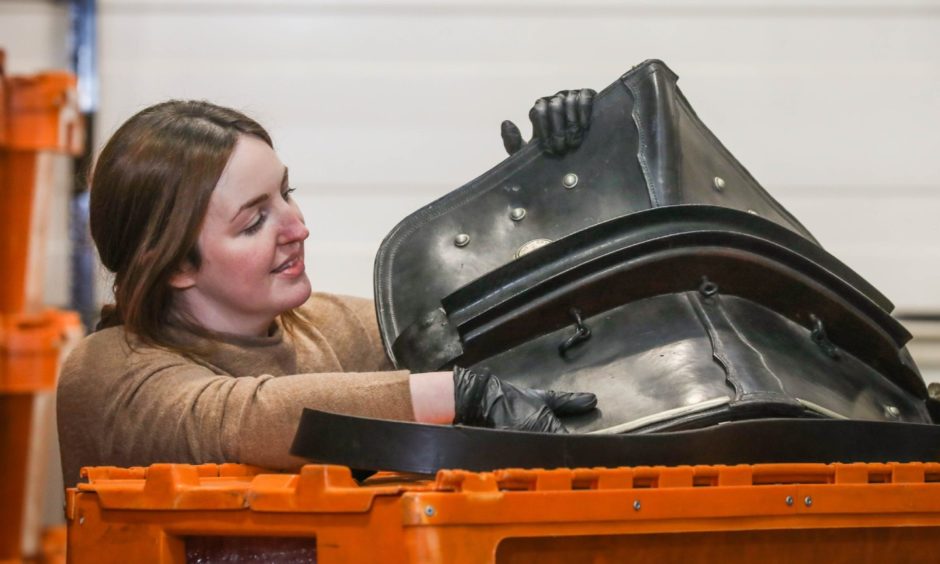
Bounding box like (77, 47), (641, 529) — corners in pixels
(562, 173), (579, 189)
(713, 176), (725, 191)
(632, 500), (641, 511)
(747, 209), (760, 216)
(454, 233), (470, 247)
(785, 495), (794, 506)
(424, 505), (436, 517)
(510, 207), (527, 221)
(804, 496), (813, 507)
(515, 238), (553, 259)
(884, 405), (900, 418)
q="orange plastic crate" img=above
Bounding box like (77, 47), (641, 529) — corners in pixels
(2, 59), (83, 154)
(66, 461), (940, 563)
(0, 309), (80, 393)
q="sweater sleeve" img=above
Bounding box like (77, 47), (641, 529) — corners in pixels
(57, 330), (413, 485)
(218, 368), (413, 469)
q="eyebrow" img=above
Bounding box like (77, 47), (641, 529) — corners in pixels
(231, 167), (289, 222)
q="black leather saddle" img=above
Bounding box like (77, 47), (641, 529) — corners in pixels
(371, 59), (932, 434)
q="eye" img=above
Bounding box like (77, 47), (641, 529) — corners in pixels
(282, 186), (296, 201)
(243, 210), (267, 235)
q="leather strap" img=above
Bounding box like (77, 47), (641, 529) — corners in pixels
(291, 409), (940, 474)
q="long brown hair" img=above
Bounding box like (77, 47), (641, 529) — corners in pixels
(91, 100), (297, 348)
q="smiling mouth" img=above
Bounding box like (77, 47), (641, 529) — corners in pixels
(272, 257), (301, 274)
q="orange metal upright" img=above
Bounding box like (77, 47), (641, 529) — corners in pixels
(0, 49), (84, 564)
(66, 461), (940, 563)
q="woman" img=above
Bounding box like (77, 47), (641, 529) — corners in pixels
(57, 96), (597, 486)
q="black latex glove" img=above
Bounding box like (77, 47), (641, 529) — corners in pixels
(452, 367), (598, 433)
(501, 88), (596, 156)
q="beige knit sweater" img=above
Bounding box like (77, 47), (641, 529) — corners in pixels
(57, 293), (412, 487)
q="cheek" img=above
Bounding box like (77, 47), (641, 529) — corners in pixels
(204, 238), (275, 282)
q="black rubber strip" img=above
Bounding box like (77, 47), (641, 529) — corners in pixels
(291, 409), (940, 474)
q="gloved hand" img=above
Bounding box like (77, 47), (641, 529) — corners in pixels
(452, 366), (598, 433)
(501, 88), (596, 156)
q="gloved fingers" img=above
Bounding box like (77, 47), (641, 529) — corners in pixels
(528, 98), (554, 155)
(542, 390), (598, 416)
(538, 411), (570, 433)
(547, 94), (567, 154)
(516, 87), (595, 157)
(500, 120), (525, 156)
(517, 405), (569, 434)
(563, 90), (583, 148)
(577, 88), (596, 130)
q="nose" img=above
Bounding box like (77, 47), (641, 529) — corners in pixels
(277, 207), (309, 246)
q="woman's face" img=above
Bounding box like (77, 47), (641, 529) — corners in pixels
(171, 134), (312, 336)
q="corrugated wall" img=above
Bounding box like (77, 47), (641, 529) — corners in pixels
(91, 0), (940, 312)
(2, 1), (938, 377)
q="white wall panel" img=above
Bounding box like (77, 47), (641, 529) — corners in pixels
(0, 1), (69, 74)
(95, 1), (940, 310)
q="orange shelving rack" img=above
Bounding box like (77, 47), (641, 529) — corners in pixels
(66, 461), (940, 563)
(0, 49), (84, 564)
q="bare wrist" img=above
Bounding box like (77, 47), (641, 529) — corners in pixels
(409, 371), (456, 424)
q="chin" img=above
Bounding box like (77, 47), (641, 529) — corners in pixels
(283, 276), (313, 310)
(269, 274), (313, 318)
